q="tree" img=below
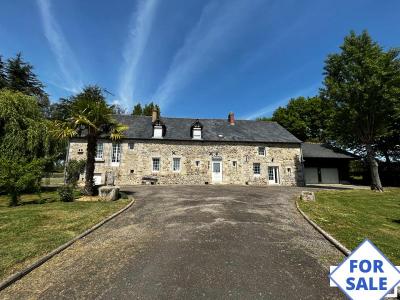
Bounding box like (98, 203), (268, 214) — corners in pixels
(54, 85), (128, 195)
(132, 103), (143, 115)
(0, 89), (52, 205)
(0, 56), (6, 89)
(132, 102), (160, 116)
(65, 159), (86, 186)
(5, 53), (49, 112)
(258, 96), (332, 142)
(322, 31), (400, 191)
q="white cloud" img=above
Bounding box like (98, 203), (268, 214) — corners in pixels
(242, 83), (320, 120)
(117, 0), (158, 109)
(152, 0), (263, 110)
(36, 0), (82, 93)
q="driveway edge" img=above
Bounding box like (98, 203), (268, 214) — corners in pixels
(295, 199), (351, 256)
(0, 198), (135, 291)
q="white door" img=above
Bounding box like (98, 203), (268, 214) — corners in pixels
(93, 174), (102, 185)
(212, 161), (222, 183)
(268, 166), (280, 184)
(304, 167), (318, 184)
(321, 168), (339, 184)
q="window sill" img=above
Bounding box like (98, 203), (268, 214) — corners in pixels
(111, 162), (120, 167)
(95, 159), (104, 162)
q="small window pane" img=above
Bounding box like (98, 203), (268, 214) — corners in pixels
(111, 143), (121, 163)
(128, 142), (134, 150)
(258, 147), (265, 156)
(96, 143), (104, 159)
(152, 158), (160, 171)
(253, 163), (260, 175)
(173, 158), (181, 171)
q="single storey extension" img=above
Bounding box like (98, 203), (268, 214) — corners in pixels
(67, 112), (304, 186)
(302, 143), (355, 184)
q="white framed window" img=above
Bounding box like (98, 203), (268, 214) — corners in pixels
(253, 163), (261, 175)
(258, 147), (266, 156)
(111, 143), (121, 164)
(95, 143), (104, 160)
(153, 126), (163, 138)
(152, 157), (160, 172)
(192, 128), (202, 140)
(128, 142), (134, 150)
(172, 157), (181, 172)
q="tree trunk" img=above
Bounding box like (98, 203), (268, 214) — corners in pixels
(84, 134), (96, 196)
(9, 192), (19, 207)
(366, 145), (383, 192)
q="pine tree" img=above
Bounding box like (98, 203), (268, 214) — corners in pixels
(0, 56), (7, 89)
(132, 103), (143, 115)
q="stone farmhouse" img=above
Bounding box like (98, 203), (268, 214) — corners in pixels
(67, 111), (306, 186)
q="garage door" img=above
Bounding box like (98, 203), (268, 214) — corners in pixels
(304, 167), (318, 184)
(321, 168), (339, 184)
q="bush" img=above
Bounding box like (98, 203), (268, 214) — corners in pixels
(58, 185), (74, 202)
(65, 159), (86, 186)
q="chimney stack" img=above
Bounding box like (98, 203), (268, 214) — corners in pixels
(228, 112), (235, 125)
(152, 108), (158, 123)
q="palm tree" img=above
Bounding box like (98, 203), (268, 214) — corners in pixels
(54, 86), (127, 195)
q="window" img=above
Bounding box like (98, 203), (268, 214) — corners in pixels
(152, 158), (160, 172)
(287, 167), (292, 175)
(258, 147), (266, 156)
(232, 161), (237, 168)
(192, 128), (202, 140)
(128, 142), (134, 150)
(78, 148), (84, 154)
(153, 126), (163, 138)
(95, 143), (104, 160)
(253, 163), (261, 175)
(195, 160), (200, 167)
(111, 143), (121, 164)
(172, 157), (181, 172)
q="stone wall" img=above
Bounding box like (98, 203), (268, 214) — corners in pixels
(68, 139), (304, 186)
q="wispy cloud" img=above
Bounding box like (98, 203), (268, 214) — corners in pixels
(117, 0), (158, 109)
(36, 0), (82, 93)
(242, 83), (320, 120)
(152, 0), (263, 110)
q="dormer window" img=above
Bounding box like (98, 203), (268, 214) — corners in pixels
(191, 119), (203, 140)
(152, 119), (165, 139)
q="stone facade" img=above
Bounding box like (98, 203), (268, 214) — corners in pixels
(68, 139), (304, 186)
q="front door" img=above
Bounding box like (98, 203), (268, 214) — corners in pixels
(268, 166), (280, 184)
(212, 161), (222, 183)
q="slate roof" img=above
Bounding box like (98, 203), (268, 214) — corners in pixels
(302, 143), (355, 159)
(111, 115), (302, 144)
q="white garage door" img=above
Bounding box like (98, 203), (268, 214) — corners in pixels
(304, 167), (318, 184)
(321, 168), (339, 184)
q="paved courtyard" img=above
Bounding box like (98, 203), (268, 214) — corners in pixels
(0, 185), (344, 299)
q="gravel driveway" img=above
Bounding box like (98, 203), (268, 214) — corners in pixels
(0, 185), (344, 299)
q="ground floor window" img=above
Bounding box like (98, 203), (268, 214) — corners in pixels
(173, 157), (181, 172)
(152, 157), (160, 172)
(253, 163), (261, 175)
(268, 166), (279, 184)
(111, 143), (121, 164)
(95, 142), (104, 160)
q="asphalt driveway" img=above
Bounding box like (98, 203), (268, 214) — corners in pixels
(0, 185), (344, 299)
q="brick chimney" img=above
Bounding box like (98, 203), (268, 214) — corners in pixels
(152, 108), (158, 123)
(228, 112), (235, 125)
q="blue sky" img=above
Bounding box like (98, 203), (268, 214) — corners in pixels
(1, 0), (399, 119)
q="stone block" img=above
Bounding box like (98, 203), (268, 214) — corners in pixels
(301, 191), (315, 201)
(99, 186), (120, 201)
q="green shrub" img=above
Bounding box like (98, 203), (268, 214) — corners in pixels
(65, 160), (86, 186)
(58, 185), (74, 202)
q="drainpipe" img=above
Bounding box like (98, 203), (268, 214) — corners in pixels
(299, 142), (305, 186)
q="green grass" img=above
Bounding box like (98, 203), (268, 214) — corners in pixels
(299, 188), (400, 265)
(0, 192), (130, 280)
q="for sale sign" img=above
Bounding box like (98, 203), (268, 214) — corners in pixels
(330, 239), (400, 299)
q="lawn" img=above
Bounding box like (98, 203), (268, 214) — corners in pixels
(299, 188), (400, 265)
(0, 192), (130, 280)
